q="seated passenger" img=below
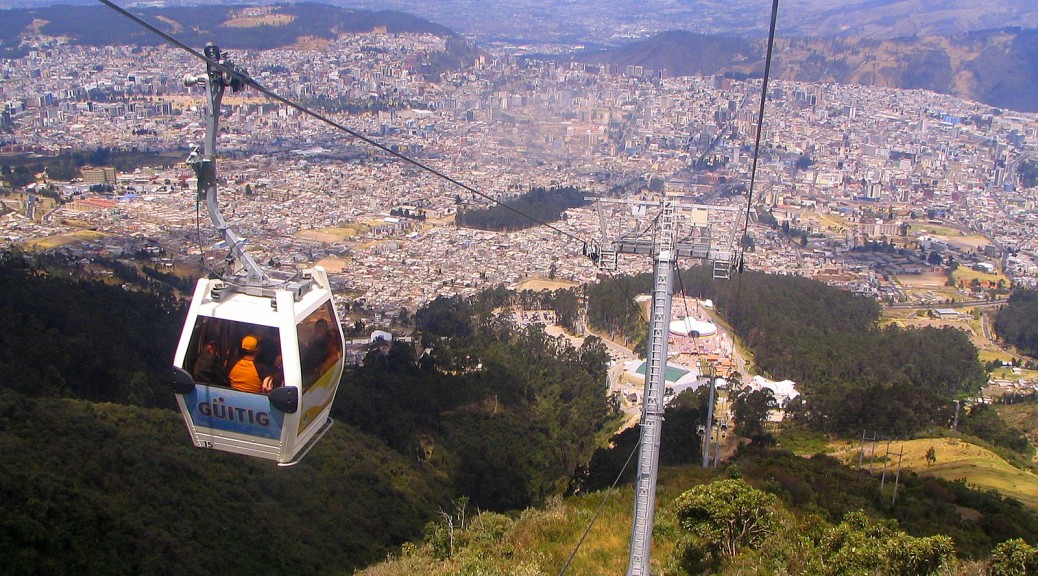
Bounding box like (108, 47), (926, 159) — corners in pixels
(193, 338), (228, 387)
(228, 335), (272, 394)
(302, 319), (341, 379)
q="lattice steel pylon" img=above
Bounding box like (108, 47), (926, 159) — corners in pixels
(586, 196), (739, 576)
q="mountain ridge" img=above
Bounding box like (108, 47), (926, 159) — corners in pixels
(0, 2), (456, 50)
(563, 27), (1038, 112)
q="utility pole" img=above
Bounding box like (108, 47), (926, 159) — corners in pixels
(952, 399), (961, 430)
(868, 433), (878, 474)
(586, 197), (739, 576)
(879, 438), (892, 490)
(892, 445), (905, 506)
(702, 375), (716, 469)
(712, 417), (726, 468)
(857, 429), (866, 470)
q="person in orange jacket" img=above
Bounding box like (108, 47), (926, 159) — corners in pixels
(228, 335), (272, 394)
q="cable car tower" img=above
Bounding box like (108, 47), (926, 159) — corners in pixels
(586, 195), (740, 576)
(170, 45), (346, 466)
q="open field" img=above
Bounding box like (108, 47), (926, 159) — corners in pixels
(802, 210), (851, 232)
(910, 221), (970, 237)
(897, 271), (948, 288)
(831, 437), (1038, 510)
(223, 13), (294, 27)
(952, 266), (1009, 287)
(513, 277), (579, 292)
(295, 226), (361, 243)
(979, 348), (1018, 364)
(314, 256), (349, 274)
(944, 235), (991, 251)
(21, 229), (107, 250)
(892, 270), (965, 304)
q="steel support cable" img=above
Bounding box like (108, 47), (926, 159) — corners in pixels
(740, 0), (780, 244)
(97, 0), (589, 247)
(730, 0), (780, 325)
(557, 441), (639, 576)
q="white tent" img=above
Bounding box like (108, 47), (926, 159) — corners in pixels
(748, 375), (799, 405)
(669, 317), (717, 337)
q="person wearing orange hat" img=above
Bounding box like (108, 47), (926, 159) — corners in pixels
(228, 335), (272, 394)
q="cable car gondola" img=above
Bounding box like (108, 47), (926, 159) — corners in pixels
(170, 45), (345, 466)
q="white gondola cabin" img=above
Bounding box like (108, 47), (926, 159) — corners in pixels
(172, 268), (345, 465)
(170, 44), (345, 465)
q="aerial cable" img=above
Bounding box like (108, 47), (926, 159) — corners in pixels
(728, 0), (779, 328)
(96, 0), (589, 248)
(740, 0), (779, 245)
(557, 441), (639, 576)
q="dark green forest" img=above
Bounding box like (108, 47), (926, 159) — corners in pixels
(0, 253), (613, 573)
(342, 291), (614, 511)
(1, 253), (1037, 573)
(1, 149), (185, 190)
(587, 266), (987, 437)
(995, 289), (1038, 357)
(455, 185), (589, 231)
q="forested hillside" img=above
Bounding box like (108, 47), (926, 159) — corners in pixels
(4, 251), (1036, 574)
(341, 291), (614, 511)
(588, 266), (987, 436)
(0, 253), (614, 572)
(995, 288), (1038, 357)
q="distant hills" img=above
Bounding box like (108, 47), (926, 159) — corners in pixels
(331, 0), (1038, 45)
(2, 3), (1038, 111)
(0, 2), (455, 50)
(5, 1), (1038, 44)
(566, 28), (1038, 113)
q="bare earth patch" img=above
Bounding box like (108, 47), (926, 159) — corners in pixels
(513, 278), (579, 291)
(897, 271), (948, 288)
(295, 227), (357, 243)
(223, 14), (295, 28)
(154, 16), (182, 33)
(284, 36), (334, 51)
(21, 230), (107, 251)
(29, 18), (49, 34)
(314, 257), (348, 274)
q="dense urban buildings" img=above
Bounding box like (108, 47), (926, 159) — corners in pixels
(3, 30), (1038, 320)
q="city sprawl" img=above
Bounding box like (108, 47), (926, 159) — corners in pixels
(3, 32), (1038, 322)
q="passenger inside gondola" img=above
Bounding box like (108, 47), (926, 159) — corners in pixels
(298, 306), (343, 389)
(192, 337), (228, 387)
(184, 318), (284, 394)
(228, 335), (272, 394)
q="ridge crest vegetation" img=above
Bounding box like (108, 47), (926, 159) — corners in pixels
(2, 253), (1036, 574)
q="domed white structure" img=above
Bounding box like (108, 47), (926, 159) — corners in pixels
(669, 317), (717, 337)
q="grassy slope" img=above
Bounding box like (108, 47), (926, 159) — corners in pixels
(830, 437), (1038, 510)
(358, 445), (1038, 576)
(358, 465), (715, 576)
(997, 402), (1038, 463)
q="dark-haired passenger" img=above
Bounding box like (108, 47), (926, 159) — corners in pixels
(193, 338), (228, 387)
